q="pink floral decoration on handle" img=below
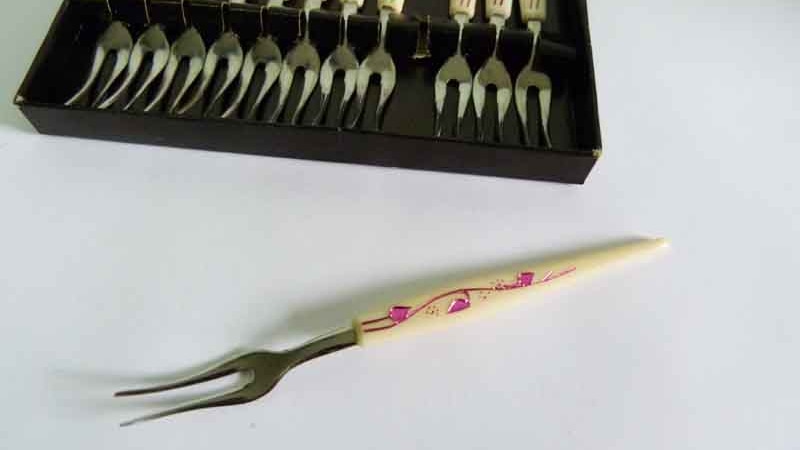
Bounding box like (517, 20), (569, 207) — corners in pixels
(361, 267), (576, 333)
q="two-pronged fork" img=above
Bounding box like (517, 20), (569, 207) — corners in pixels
(116, 238), (668, 426)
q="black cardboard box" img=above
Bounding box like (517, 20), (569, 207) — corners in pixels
(15, 0), (602, 183)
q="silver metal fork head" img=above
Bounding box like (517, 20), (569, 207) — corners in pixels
(222, 4), (284, 120)
(115, 328), (357, 426)
(472, 17), (512, 142)
(222, 36), (283, 119)
(515, 68), (552, 148)
(272, 40), (321, 124)
(316, 46), (358, 126)
(315, 3), (360, 126)
(98, 24), (170, 110)
(144, 26), (206, 113)
(434, 14), (472, 137)
(514, 21), (552, 147)
(271, 1), (323, 125)
(65, 21), (133, 107)
(473, 58), (512, 141)
(175, 31), (244, 116)
(349, 9), (396, 130)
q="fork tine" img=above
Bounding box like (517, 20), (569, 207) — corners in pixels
(124, 47), (169, 110)
(116, 329), (357, 425)
(456, 81), (472, 137)
(204, 60), (244, 117)
(496, 88), (512, 143)
(315, 60), (335, 126)
(91, 47), (132, 108)
(270, 62), (295, 123)
(434, 80), (446, 136)
(348, 66), (371, 129)
(98, 44), (145, 110)
(245, 63), (280, 120)
(515, 80), (531, 146)
(339, 70), (357, 123)
(115, 354), (252, 398)
(291, 70), (319, 125)
(228, 53), (267, 119)
(168, 57), (205, 114)
(116, 352), (285, 426)
(473, 80), (486, 141)
(373, 66), (396, 131)
(144, 53), (179, 113)
(66, 46), (106, 106)
(119, 387), (256, 427)
(175, 52), (218, 116)
(314, 92), (331, 126)
(539, 86), (553, 148)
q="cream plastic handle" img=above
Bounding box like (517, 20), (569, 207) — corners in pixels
(485, 0), (513, 20)
(304, 0), (327, 10)
(354, 238), (668, 346)
(378, 0), (405, 13)
(342, 0), (365, 8)
(520, 0), (546, 22)
(450, 0), (477, 19)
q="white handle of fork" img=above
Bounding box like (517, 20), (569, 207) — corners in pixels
(485, 0), (513, 20)
(353, 238), (669, 346)
(520, 0), (546, 22)
(450, 0), (477, 19)
(378, 0), (405, 13)
(304, 0), (326, 10)
(343, 0), (365, 7)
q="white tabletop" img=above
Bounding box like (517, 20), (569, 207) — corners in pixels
(1, 1), (798, 449)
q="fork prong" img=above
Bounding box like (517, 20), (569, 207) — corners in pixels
(270, 62), (295, 123)
(66, 46), (106, 107)
(539, 85), (553, 148)
(119, 387), (256, 427)
(91, 47), (132, 108)
(314, 92), (331, 126)
(434, 80), (446, 136)
(348, 64), (371, 129)
(515, 81), (531, 146)
(339, 70), (357, 123)
(124, 49), (169, 111)
(116, 352), (289, 426)
(291, 71), (320, 125)
(315, 61), (335, 126)
(456, 81), (472, 138)
(373, 71), (396, 131)
(114, 354), (252, 398)
(98, 45), (145, 110)
(496, 87), (512, 143)
(244, 62), (280, 120)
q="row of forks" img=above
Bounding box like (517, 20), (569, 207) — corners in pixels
(65, 0), (403, 128)
(435, 0), (553, 147)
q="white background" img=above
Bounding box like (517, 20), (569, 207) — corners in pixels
(1, 1), (799, 448)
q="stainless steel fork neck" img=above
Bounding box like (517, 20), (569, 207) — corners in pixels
(287, 328), (357, 367)
(261, 1), (284, 37)
(378, 7), (391, 49)
(341, 2), (359, 46)
(302, 0), (323, 39)
(489, 15), (506, 57)
(527, 20), (542, 62)
(141, 0), (152, 24)
(454, 13), (468, 56)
